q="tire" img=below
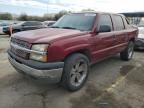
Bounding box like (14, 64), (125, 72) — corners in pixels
(120, 41), (134, 61)
(61, 53), (90, 91)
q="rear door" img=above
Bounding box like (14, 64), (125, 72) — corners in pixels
(92, 14), (115, 61)
(112, 15), (128, 53)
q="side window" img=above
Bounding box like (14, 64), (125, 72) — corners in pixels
(113, 15), (125, 31)
(33, 22), (42, 26)
(23, 22), (32, 26)
(24, 22), (41, 26)
(98, 14), (113, 32)
(29, 22), (37, 26)
(48, 22), (54, 26)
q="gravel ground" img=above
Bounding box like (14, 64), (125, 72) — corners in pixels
(0, 35), (144, 108)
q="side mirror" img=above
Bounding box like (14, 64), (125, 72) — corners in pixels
(97, 25), (111, 33)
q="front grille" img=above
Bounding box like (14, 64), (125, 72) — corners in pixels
(10, 37), (31, 59)
(11, 37), (31, 49)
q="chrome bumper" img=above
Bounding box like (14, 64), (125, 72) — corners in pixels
(8, 55), (63, 83)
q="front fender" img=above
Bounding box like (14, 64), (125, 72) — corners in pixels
(47, 35), (92, 62)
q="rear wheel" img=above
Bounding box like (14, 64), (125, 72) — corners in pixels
(120, 41), (134, 61)
(61, 53), (89, 91)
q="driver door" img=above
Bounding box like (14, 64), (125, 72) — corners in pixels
(92, 14), (116, 62)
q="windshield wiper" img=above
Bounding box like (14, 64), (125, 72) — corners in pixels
(61, 26), (77, 30)
(50, 26), (79, 30)
(50, 26), (61, 28)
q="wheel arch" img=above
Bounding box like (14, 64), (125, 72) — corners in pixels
(64, 49), (91, 62)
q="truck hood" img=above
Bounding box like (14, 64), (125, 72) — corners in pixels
(12, 28), (86, 43)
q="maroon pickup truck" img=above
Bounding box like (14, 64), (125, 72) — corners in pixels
(8, 12), (138, 91)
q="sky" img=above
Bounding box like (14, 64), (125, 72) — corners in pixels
(0, 0), (144, 16)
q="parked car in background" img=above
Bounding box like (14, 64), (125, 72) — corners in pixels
(3, 21), (46, 36)
(0, 22), (10, 34)
(8, 12), (138, 91)
(43, 21), (56, 27)
(135, 25), (144, 50)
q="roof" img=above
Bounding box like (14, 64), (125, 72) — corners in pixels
(70, 11), (124, 16)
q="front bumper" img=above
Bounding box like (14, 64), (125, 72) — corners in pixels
(8, 51), (64, 83)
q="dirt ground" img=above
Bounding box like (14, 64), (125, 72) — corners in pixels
(0, 35), (144, 108)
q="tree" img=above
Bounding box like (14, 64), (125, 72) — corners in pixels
(17, 13), (55, 21)
(18, 13), (28, 21)
(54, 10), (69, 20)
(81, 9), (95, 12)
(43, 14), (55, 21)
(28, 16), (42, 21)
(0, 13), (13, 20)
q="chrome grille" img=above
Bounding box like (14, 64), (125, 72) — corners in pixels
(11, 37), (31, 49)
(10, 37), (31, 59)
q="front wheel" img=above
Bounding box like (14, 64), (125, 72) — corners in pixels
(61, 53), (89, 91)
(120, 41), (134, 61)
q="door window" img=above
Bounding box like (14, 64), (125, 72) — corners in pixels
(98, 14), (113, 32)
(23, 22), (32, 26)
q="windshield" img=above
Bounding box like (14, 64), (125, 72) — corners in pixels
(52, 14), (96, 31)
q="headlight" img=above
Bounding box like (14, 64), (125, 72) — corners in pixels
(31, 44), (48, 52)
(30, 44), (48, 62)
